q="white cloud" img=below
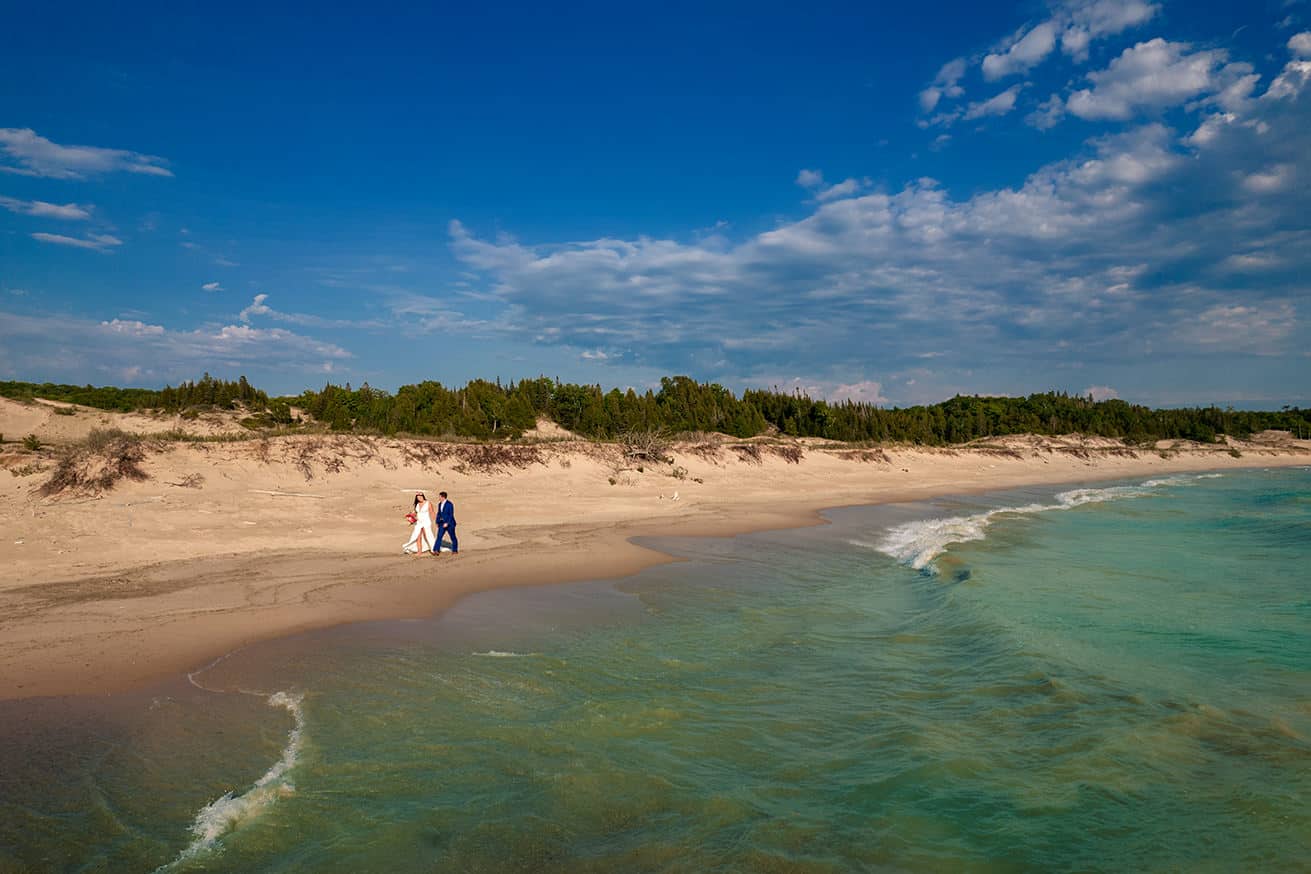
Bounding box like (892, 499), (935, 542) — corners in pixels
(1083, 384), (1120, 400)
(201, 281), (223, 292)
(983, 21), (1058, 81)
(0, 195), (92, 220)
(1027, 94), (1067, 129)
(1212, 64), (1261, 112)
(30, 232), (122, 251)
(1067, 39), (1226, 120)
(1290, 31), (1311, 58)
(1263, 58), (1311, 100)
(795, 168), (824, 189)
(444, 57), (1311, 388)
(796, 171), (868, 204)
(0, 309), (353, 387)
(101, 318), (166, 337)
(964, 85), (1023, 120)
(381, 290), (488, 335)
(746, 377), (889, 405)
(919, 58), (967, 112)
(1182, 302), (1297, 351)
(919, 0), (1158, 119)
(1061, 27), (1092, 62)
(828, 380), (888, 404)
(919, 107), (964, 128)
(1222, 252), (1281, 272)
(196, 324), (352, 362)
(814, 178), (866, 202)
(1060, 0), (1160, 61)
(1184, 111), (1240, 147)
(0, 128), (172, 179)
(935, 57), (967, 89)
(1242, 165), (1293, 193)
(238, 291), (392, 331)
(239, 293), (272, 322)
(1068, 123), (1178, 186)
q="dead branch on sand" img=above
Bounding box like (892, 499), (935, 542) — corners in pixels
(619, 430), (672, 465)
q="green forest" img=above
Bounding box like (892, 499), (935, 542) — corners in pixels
(1, 374), (269, 414)
(3, 375), (1308, 445)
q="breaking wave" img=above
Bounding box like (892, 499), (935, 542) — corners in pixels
(157, 691), (304, 870)
(870, 474), (1218, 571)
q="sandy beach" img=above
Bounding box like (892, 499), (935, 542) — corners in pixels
(2, 396), (1308, 700)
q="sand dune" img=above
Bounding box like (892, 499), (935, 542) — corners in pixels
(2, 397), (1308, 699)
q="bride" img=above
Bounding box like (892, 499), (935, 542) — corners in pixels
(403, 492), (435, 555)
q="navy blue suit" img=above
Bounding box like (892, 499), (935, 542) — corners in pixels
(433, 499), (458, 553)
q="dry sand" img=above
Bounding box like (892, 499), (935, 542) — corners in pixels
(2, 396), (1308, 700)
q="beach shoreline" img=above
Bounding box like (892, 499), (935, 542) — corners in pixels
(2, 420), (1308, 700)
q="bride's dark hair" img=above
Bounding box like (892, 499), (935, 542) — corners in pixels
(414, 493), (425, 509)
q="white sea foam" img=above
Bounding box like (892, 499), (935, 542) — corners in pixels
(159, 691), (305, 869)
(870, 474), (1219, 572)
(473, 650), (538, 658)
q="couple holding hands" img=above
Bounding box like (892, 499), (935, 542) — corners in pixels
(403, 491), (459, 556)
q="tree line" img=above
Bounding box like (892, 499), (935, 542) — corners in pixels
(290, 377), (1310, 444)
(742, 390), (1311, 444)
(4, 374), (1308, 445)
(0, 374), (269, 414)
(291, 376), (767, 439)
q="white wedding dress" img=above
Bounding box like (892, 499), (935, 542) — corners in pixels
(403, 500), (435, 554)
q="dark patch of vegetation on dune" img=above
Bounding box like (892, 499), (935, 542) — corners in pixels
(40, 429), (156, 496)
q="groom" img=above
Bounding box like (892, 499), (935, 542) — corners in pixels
(432, 491), (458, 555)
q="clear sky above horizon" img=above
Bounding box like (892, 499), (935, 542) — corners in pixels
(2, 0), (1308, 407)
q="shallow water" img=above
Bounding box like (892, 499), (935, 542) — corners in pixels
(2, 468), (1308, 872)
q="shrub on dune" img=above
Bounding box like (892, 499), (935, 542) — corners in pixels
(40, 428), (156, 496)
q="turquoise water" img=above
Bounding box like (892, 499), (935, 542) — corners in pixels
(2, 468), (1309, 872)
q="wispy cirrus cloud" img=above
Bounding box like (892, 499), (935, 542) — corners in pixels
(30, 231), (122, 251)
(0, 128), (172, 179)
(238, 292), (389, 330)
(0, 195), (92, 220)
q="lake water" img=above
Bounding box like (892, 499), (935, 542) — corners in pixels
(2, 468), (1308, 872)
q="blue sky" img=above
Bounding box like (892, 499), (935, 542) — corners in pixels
(1, 0), (1308, 407)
